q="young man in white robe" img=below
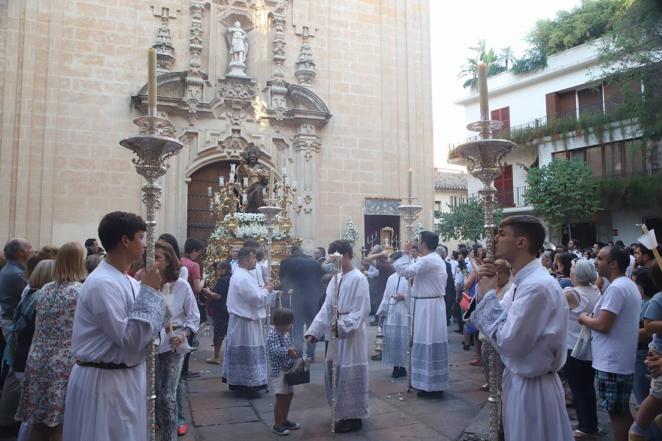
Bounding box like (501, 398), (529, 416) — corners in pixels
(467, 215), (573, 441)
(63, 211), (168, 441)
(222, 246), (274, 398)
(393, 231), (449, 396)
(376, 251), (410, 378)
(305, 240), (370, 433)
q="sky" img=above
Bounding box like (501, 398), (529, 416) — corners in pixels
(430, 0), (584, 169)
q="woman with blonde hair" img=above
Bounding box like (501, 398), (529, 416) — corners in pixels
(15, 242), (86, 441)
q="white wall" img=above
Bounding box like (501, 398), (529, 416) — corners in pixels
(456, 42), (602, 137)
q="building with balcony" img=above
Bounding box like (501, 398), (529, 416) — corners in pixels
(453, 41), (662, 248)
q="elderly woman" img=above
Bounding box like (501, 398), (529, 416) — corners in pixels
(563, 258), (601, 439)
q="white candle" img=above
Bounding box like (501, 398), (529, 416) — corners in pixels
(478, 62), (489, 121)
(231, 163), (236, 173)
(219, 176), (225, 186)
(147, 48), (157, 116)
(297, 197), (303, 206)
(281, 167), (287, 176)
(292, 180), (297, 189)
(208, 186), (212, 196)
(243, 177), (248, 188)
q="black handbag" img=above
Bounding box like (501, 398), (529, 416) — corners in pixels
(284, 357), (310, 386)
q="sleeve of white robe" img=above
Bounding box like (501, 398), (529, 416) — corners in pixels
(376, 277), (394, 317)
(337, 276), (370, 339)
(89, 282), (167, 352)
(305, 276), (335, 339)
(180, 281), (201, 334)
(241, 279), (271, 309)
(394, 254), (432, 279)
(470, 283), (555, 360)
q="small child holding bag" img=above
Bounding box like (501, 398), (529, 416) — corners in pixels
(267, 308), (302, 436)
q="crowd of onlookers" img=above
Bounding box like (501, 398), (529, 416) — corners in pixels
(2, 231), (662, 440)
(0, 234), (208, 441)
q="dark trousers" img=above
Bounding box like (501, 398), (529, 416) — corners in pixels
(564, 350), (598, 434)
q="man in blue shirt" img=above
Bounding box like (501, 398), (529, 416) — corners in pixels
(0, 239), (32, 324)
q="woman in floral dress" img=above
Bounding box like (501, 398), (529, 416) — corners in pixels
(15, 242), (87, 441)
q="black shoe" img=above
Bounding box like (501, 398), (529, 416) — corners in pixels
(463, 344), (471, 351)
(370, 353), (382, 361)
(184, 371), (201, 379)
(335, 419), (362, 433)
(391, 366), (399, 378)
(417, 390), (444, 398)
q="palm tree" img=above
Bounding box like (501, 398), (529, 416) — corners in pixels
(458, 40), (501, 89)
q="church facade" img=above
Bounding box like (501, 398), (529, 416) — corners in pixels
(0, 0), (434, 253)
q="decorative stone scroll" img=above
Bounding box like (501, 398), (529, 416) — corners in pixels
(363, 198), (402, 216)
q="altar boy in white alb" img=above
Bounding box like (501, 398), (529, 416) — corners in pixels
(222, 246), (274, 397)
(393, 231), (448, 396)
(468, 215), (573, 441)
(305, 240), (370, 433)
(63, 211), (168, 441)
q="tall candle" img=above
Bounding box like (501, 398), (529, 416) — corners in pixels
(243, 177), (248, 188)
(408, 168), (413, 199)
(148, 48), (157, 116)
(219, 176), (225, 186)
(477, 62), (489, 121)
(207, 186), (212, 196)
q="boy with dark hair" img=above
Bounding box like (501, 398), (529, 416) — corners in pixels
(468, 215), (573, 441)
(267, 308), (301, 436)
(63, 211), (167, 441)
(305, 240), (370, 432)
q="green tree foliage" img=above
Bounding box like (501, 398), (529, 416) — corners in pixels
(599, 0), (662, 142)
(458, 40), (506, 89)
(526, 0), (621, 56)
(525, 160), (601, 237)
(435, 198), (503, 242)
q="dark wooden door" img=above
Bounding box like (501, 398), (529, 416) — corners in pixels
(494, 164), (514, 208)
(187, 161), (233, 248)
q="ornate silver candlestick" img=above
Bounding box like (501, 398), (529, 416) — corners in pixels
(452, 119), (514, 441)
(398, 198), (421, 393)
(120, 113), (183, 441)
(258, 199), (282, 390)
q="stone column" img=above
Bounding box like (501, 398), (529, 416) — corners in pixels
(293, 124), (320, 249)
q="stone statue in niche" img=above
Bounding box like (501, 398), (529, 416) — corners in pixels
(236, 145), (270, 212)
(225, 21), (250, 78)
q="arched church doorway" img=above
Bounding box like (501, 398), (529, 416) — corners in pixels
(187, 161), (232, 249)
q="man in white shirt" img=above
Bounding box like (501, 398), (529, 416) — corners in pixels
(468, 215), (572, 441)
(579, 245), (640, 441)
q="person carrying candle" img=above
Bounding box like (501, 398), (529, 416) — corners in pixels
(62, 211), (168, 441)
(467, 215), (573, 441)
(305, 240), (370, 433)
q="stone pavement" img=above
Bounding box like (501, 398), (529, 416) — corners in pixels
(177, 321), (616, 441)
(0, 319), (619, 441)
